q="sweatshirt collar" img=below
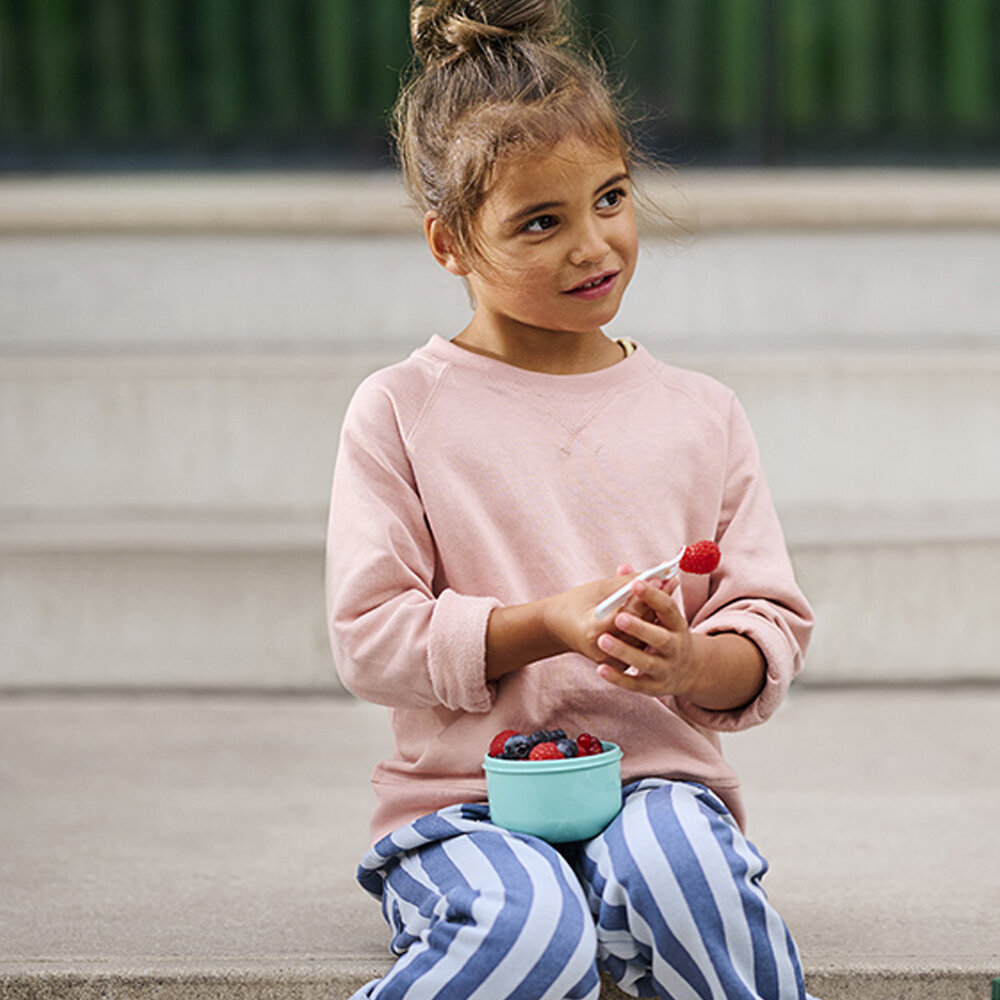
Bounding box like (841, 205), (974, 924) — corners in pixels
(422, 334), (654, 394)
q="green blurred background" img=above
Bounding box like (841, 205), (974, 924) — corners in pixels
(1, 0), (998, 171)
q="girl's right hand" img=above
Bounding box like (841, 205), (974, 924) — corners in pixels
(485, 567), (649, 680)
(542, 570), (654, 667)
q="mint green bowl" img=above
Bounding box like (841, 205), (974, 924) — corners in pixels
(482, 742), (623, 842)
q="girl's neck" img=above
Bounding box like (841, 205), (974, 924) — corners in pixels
(452, 321), (626, 375)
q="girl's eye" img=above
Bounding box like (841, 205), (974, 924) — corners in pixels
(597, 187), (626, 210)
(523, 214), (558, 233)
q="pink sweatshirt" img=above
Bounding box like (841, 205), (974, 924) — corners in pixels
(326, 336), (813, 844)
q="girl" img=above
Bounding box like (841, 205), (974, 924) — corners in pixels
(326, 2), (816, 998)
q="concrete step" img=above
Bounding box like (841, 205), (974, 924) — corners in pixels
(2, 169), (1000, 235)
(3, 527), (998, 690)
(4, 351), (999, 514)
(1, 688), (997, 999)
(3, 229), (1000, 354)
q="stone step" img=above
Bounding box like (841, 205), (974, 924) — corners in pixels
(3, 228), (999, 354)
(1, 689), (998, 999)
(3, 351), (998, 514)
(2, 169), (1000, 235)
(2, 515), (998, 690)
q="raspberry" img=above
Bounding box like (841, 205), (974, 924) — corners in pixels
(576, 733), (603, 756)
(679, 539), (721, 575)
(489, 729), (521, 758)
(528, 741), (564, 760)
(502, 734), (532, 759)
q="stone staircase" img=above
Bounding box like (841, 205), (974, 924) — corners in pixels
(2, 170), (1000, 1000)
(3, 170), (1000, 690)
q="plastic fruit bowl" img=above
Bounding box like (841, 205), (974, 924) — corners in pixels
(482, 742), (623, 842)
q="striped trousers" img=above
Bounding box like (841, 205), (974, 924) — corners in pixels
(352, 780), (814, 1000)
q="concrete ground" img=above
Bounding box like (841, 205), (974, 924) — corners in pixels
(1, 687), (998, 1000)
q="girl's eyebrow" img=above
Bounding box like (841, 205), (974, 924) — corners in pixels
(597, 171), (630, 193)
(504, 171), (631, 226)
(504, 198), (562, 226)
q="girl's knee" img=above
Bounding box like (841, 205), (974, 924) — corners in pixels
(583, 781), (766, 903)
(476, 888), (599, 1000)
(581, 783), (805, 1000)
(427, 832), (599, 1000)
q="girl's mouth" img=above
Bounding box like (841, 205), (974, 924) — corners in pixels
(565, 270), (619, 299)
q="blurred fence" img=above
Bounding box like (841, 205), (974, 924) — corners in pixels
(1, 0), (999, 169)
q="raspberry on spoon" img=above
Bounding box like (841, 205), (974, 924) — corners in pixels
(679, 540), (721, 575)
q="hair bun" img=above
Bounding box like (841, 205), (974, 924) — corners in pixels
(411, 0), (565, 65)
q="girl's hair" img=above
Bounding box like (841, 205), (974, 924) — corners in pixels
(393, 0), (635, 261)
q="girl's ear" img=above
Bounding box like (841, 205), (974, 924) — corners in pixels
(424, 212), (471, 277)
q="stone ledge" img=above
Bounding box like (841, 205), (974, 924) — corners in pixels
(5, 529), (999, 687)
(2, 169), (999, 235)
(1, 691), (997, 1000)
(0, 509), (328, 553)
(1, 968), (995, 1000)
(4, 350), (998, 520)
(3, 502), (999, 553)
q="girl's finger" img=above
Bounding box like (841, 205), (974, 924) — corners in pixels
(613, 611), (672, 649)
(591, 636), (633, 672)
(650, 574), (680, 596)
(597, 662), (662, 694)
(620, 584), (659, 622)
(631, 579), (685, 627)
(597, 631), (667, 676)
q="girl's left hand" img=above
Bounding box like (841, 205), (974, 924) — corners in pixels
(594, 578), (701, 698)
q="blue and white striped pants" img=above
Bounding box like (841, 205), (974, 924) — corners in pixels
(352, 780), (813, 1000)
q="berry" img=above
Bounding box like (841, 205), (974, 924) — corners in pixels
(679, 540), (721, 575)
(489, 729), (521, 758)
(489, 728), (612, 762)
(502, 734), (532, 759)
(528, 741), (564, 760)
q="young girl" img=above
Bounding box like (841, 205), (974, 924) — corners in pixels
(326, 2), (816, 998)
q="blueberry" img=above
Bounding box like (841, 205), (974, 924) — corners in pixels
(502, 734), (531, 759)
(548, 729), (567, 742)
(555, 739), (578, 758)
(528, 729), (551, 748)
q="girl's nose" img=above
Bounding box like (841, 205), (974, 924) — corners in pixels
(568, 220), (611, 266)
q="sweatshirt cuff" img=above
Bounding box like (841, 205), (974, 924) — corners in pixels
(677, 611), (800, 732)
(427, 589), (502, 714)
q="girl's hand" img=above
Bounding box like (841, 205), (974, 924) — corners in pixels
(594, 578), (768, 710)
(485, 567), (667, 681)
(594, 579), (700, 697)
(542, 568), (649, 667)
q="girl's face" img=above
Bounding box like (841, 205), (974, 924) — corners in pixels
(436, 136), (639, 358)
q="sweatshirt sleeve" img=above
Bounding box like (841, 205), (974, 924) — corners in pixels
(325, 375), (500, 713)
(676, 393), (814, 732)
